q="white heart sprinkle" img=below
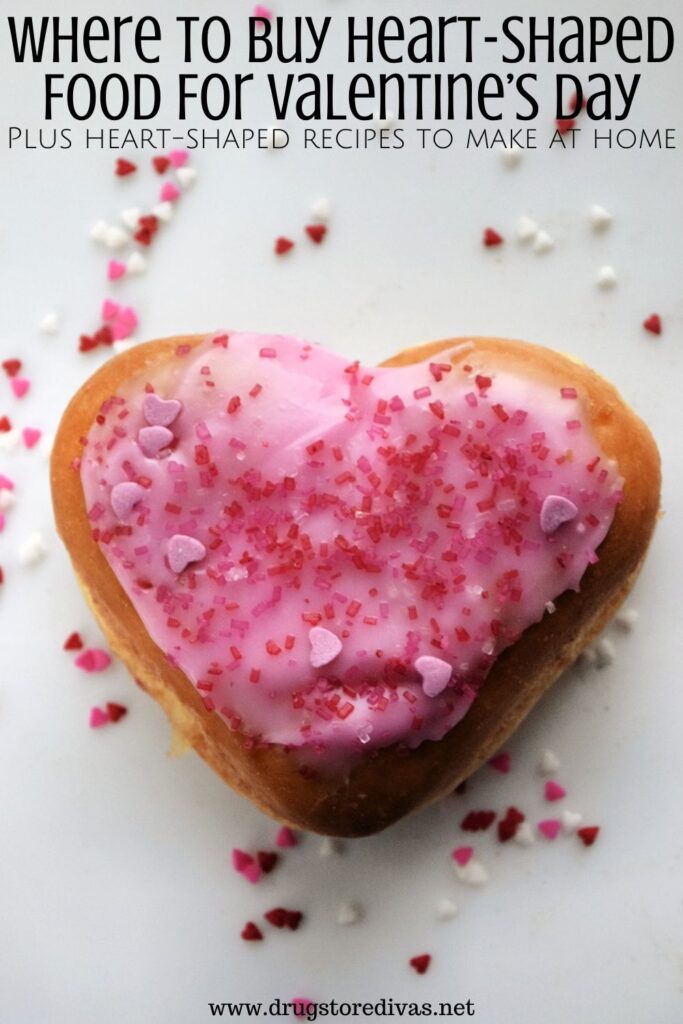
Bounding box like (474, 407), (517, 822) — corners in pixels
(39, 311), (60, 334)
(120, 207), (142, 229)
(336, 901), (363, 926)
(538, 748), (561, 775)
(513, 821), (535, 846)
(500, 149), (522, 168)
(516, 215), (538, 243)
(561, 809), (583, 833)
(616, 608), (639, 631)
(127, 251), (148, 276)
(19, 531), (47, 566)
(594, 637), (616, 668)
(453, 858), (489, 886)
(152, 201), (174, 223)
(310, 197), (332, 223)
(104, 225), (129, 250)
(89, 219), (109, 242)
(533, 229), (555, 254)
(0, 429), (21, 452)
(177, 166), (197, 188)
(319, 837), (343, 858)
(436, 898), (459, 921)
(589, 204), (612, 231)
(596, 265), (617, 289)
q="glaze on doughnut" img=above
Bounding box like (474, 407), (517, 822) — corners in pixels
(78, 332), (622, 764)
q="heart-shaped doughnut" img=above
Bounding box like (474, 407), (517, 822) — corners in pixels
(51, 334), (660, 835)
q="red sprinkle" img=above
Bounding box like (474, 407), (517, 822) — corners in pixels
(461, 810), (496, 832)
(115, 158), (137, 177)
(0, 416), (11, 432)
(275, 236), (294, 255)
(152, 156), (170, 175)
(577, 826), (600, 847)
(497, 806), (525, 842)
(643, 314), (662, 336)
(241, 921), (264, 942)
(257, 850), (279, 874)
(63, 632), (84, 651)
(483, 228), (504, 247)
(106, 702), (128, 723)
(409, 954), (431, 975)
(556, 118), (577, 134)
(264, 907), (303, 931)
(2, 359), (22, 378)
(488, 751), (511, 774)
(305, 224), (327, 245)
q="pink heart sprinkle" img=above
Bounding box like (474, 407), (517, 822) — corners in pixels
(11, 378), (29, 399)
(276, 826), (297, 848)
(540, 494), (578, 535)
(89, 706), (110, 728)
(143, 393), (182, 427)
(232, 848), (254, 872)
(538, 819), (562, 840)
(292, 999), (315, 1019)
(415, 655), (452, 698)
(544, 780), (567, 802)
(0, 474), (14, 490)
(0, 513), (5, 533)
(22, 427), (41, 449)
(242, 862), (262, 884)
(489, 751), (511, 774)
(167, 533), (206, 574)
(76, 648), (112, 672)
(111, 306), (138, 341)
(452, 846), (473, 867)
(107, 259), (126, 281)
(110, 481), (146, 520)
(168, 148), (188, 168)
(160, 181), (181, 203)
(308, 626), (343, 669)
(138, 425), (174, 458)
(253, 4), (273, 19)
(101, 299), (119, 321)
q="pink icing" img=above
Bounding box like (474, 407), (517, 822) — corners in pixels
(79, 333), (622, 766)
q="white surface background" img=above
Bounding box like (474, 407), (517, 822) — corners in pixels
(1, 1), (682, 1022)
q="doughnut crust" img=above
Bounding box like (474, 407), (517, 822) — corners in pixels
(51, 336), (661, 836)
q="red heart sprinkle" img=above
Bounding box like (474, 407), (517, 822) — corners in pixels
(409, 954), (431, 975)
(139, 215), (159, 232)
(63, 631), (84, 651)
(556, 118), (577, 134)
(134, 227), (154, 246)
(264, 907), (303, 930)
(115, 158), (137, 177)
(483, 228), (504, 247)
(79, 335), (98, 353)
(0, 415), (12, 432)
(275, 236), (294, 255)
(577, 826), (600, 847)
(106, 702), (128, 722)
(643, 314), (662, 336)
(305, 224), (327, 245)
(2, 359), (22, 378)
(497, 806), (525, 842)
(461, 809), (496, 831)
(0, 566), (4, 585)
(257, 851), (279, 873)
(153, 156), (170, 175)
(93, 325), (114, 347)
(241, 921), (263, 941)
